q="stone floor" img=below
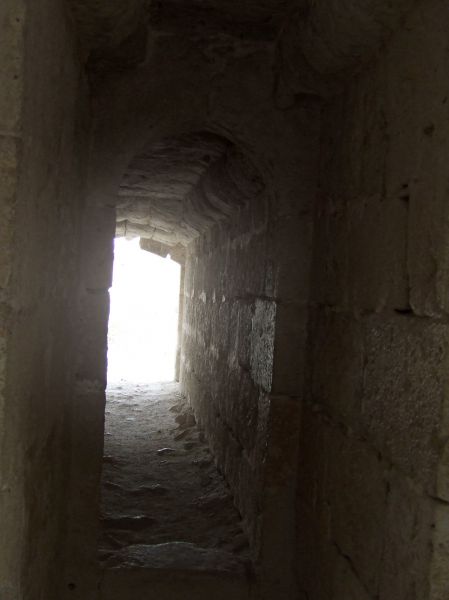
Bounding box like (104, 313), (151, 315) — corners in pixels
(98, 381), (252, 588)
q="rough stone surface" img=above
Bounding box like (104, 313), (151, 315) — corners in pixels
(100, 382), (249, 560)
(3, 1), (449, 600)
(181, 193), (272, 550)
(300, 2), (449, 599)
(0, 2), (90, 600)
(116, 133), (263, 249)
(105, 542), (247, 573)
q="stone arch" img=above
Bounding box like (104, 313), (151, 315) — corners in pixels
(112, 129), (268, 385)
(71, 55), (318, 600)
(115, 130), (267, 251)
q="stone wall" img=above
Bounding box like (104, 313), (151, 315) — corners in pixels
(300, 2), (449, 598)
(63, 203), (115, 600)
(179, 112), (320, 600)
(0, 1), (90, 599)
(180, 172), (273, 551)
(4, 1), (449, 599)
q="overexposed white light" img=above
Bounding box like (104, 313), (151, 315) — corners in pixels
(107, 237), (180, 384)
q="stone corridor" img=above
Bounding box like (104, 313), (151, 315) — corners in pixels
(100, 381), (249, 558)
(98, 382), (252, 598)
(1, 1), (449, 599)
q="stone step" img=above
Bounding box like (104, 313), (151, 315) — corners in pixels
(99, 542), (254, 600)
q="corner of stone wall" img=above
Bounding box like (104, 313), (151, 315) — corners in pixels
(64, 204), (115, 599)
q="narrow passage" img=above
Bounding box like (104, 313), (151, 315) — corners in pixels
(99, 381), (250, 569)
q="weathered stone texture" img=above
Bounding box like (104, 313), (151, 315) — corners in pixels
(362, 316), (448, 491)
(117, 134), (263, 250)
(0, 2), (90, 599)
(64, 206), (115, 600)
(181, 192), (273, 549)
(297, 407), (437, 600)
(4, 1), (448, 599)
(0, 7), (24, 599)
(302, 2), (449, 599)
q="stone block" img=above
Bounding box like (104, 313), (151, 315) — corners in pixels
(312, 191), (409, 312)
(250, 298), (276, 393)
(361, 314), (449, 491)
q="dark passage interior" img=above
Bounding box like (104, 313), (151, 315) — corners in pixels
(1, 1), (449, 600)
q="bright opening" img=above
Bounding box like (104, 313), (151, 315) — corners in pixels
(107, 237), (181, 384)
